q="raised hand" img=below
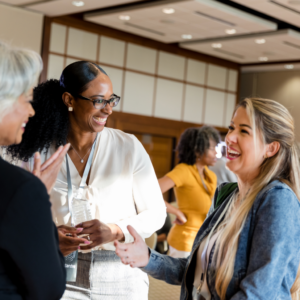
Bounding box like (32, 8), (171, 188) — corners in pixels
(32, 144), (70, 193)
(114, 225), (150, 268)
(57, 225), (91, 256)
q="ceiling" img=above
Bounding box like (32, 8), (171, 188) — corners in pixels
(85, 0), (276, 43)
(2, 0), (300, 66)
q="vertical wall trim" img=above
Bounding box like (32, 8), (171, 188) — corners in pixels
(152, 50), (160, 117)
(40, 16), (52, 83)
(120, 42), (128, 112)
(201, 63), (209, 124)
(181, 57), (188, 121)
(223, 69), (230, 126)
(63, 26), (69, 68)
(96, 34), (100, 63)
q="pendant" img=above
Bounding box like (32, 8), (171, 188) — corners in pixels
(81, 159), (84, 163)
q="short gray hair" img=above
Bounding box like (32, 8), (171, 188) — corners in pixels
(0, 41), (42, 120)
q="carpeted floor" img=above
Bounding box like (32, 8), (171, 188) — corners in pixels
(148, 276), (181, 300)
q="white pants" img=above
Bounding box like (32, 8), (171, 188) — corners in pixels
(169, 246), (190, 258)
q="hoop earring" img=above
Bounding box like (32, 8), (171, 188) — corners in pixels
(68, 107), (73, 111)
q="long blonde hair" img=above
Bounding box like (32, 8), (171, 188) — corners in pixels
(213, 98), (300, 299)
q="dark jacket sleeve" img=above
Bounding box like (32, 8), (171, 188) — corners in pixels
(0, 178), (66, 300)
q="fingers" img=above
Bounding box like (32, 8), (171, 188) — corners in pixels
(58, 225), (83, 234)
(40, 146), (63, 171)
(32, 152), (41, 177)
(127, 225), (141, 242)
(114, 240), (128, 251)
(75, 219), (98, 229)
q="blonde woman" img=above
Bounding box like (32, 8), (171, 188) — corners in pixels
(115, 98), (300, 300)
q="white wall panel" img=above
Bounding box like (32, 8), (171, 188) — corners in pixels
(67, 28), (97, 60)
(0, 3), (43, 53)
(47, 54), (64, 79)
(186, 59), (206, 85)
(123, 71), (154, 116)
(154, 78), (183, 120)
(49, 23), (66, 54)
(204, 89), (226, 127)
(228, 69), (238, 92)
(225, 93), (236, 126)
(158, 51), (185, 80)
(126, 43), (157, 74)
(207, 64), (227, 89)
(104, 66), (124, 112)
(66, 57), (78, 66)
(183, 85), (204, 124)
(99, 36), (125, 67)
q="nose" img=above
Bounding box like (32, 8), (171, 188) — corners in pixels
(101, 102), (113, 115)
(29, 103), (35, 118)
(226, 130), (237, 145)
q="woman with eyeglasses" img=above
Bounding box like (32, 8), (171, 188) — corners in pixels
(7, 61), (166, 300)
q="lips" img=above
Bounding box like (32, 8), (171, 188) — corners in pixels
(227, 146), (241, 160)
(93, 116), (107, 125)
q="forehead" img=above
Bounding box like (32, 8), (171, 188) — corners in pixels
(232, 106), (251, 125)
(83, 73), (113, 95)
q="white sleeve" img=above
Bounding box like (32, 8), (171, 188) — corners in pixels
(115, 136), (167, 243)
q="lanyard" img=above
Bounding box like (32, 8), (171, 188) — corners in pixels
(66, 134), (98, 217)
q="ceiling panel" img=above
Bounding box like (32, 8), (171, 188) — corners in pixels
(180, 29), (300, 63)
(232, 0), (300, 27)
(24, 0), (142, 17)
(85, 0), (276, 43)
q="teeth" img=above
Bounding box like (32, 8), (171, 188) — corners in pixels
(22, 123), (26, 127)
(228, 149), (240, 155)
(93, 117), (107, 122)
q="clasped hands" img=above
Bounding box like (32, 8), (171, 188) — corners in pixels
(58, 220), (125, 256)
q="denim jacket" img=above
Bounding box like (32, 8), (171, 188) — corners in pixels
(142, 180), (300, 300)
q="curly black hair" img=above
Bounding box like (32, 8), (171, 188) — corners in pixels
(177, 126), (220, 165)
(7, 61), (107, 161)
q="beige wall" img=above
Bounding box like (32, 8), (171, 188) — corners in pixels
(0, 3), (44, 53)
(240, 70), (300, 141)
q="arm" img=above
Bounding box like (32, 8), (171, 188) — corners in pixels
(231, 187), (300, 300)
(115, 137), (167, 243)
(159, 176), (187, 225)
(115, 225), (188, 285)
(1, 179), (66, 300)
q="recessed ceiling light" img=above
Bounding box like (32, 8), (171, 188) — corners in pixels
(119, 15), (130, 21)
(212, 43), (222, 48)
(259, 57), (268, 61)
(285, 64), (294, 69)
(163, 8), (175, 14)
(225, 29), (236, 35)
(72, 1), (84, 6)
(256, 39), (266, 44)
(182, 34), (192, 39)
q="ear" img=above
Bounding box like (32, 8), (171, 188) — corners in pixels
(266, 141), (280, 158)
(62, 92), (75, 109)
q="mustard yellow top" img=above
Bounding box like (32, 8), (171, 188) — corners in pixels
(166, 163), (217, 252)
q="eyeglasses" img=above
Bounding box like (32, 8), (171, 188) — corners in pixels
(75, 94), (121, 110)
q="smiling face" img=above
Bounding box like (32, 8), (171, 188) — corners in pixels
(199, 139), (218, 167)
(65, 72), (114, 133)
(0, 89), (35, 146)
(225, 106), (267, 182)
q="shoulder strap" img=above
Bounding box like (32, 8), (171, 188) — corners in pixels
(215, 182), (238, 209)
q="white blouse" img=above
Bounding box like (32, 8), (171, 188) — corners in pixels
(20, 128), (166, 251)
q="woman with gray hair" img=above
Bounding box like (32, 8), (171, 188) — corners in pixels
(0, 42), (73, 300)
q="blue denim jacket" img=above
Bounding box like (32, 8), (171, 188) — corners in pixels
(142, 180), (300, 300)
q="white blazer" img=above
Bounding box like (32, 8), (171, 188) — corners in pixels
(20, 128), (166, 251)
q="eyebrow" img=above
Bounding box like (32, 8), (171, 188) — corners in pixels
(90, 94), (114, 98)
(231, 121), (252, 129)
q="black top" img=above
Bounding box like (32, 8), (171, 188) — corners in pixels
(0, 158), (66, 300)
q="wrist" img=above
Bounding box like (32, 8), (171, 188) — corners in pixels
(108, 224), (125, 242)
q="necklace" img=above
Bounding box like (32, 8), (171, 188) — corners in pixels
(67, 140), (94, 164)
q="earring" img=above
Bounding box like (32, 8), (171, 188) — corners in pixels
(68, 107), (73, 111)
(264, 154), (268, 159)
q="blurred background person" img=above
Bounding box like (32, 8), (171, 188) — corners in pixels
(158, 126), (220, 258)
(210, 143), (237, 186)
(0, 42), (70, 300)
(7, 61), (166, 300)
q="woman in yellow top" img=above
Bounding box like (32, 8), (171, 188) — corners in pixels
(159, 126), (219, 258)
